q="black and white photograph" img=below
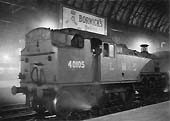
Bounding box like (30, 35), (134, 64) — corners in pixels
(0, 0), (169, 121)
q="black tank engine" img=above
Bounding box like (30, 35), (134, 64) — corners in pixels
(12, 28), (169, 114)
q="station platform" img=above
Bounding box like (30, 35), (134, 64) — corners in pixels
(84, 101), (170, 121)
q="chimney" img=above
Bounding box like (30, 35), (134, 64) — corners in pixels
(140, 44), (149, 53)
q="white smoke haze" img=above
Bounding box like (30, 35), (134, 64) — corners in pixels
(55, 85), (103, 111)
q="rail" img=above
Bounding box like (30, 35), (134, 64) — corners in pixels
(0, 103), (36, 121)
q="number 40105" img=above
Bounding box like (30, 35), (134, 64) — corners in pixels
(68, 61), (85, 68)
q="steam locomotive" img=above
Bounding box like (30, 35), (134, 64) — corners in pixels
(12, 28), (169, 114)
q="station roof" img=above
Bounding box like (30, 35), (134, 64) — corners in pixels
(63, 0), (169, 34)
(0, 0), (169, 35)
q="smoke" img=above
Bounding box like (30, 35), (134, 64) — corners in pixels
(54, 85), (103, 111)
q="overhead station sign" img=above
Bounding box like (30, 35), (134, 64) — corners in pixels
(62, 6), (107, 35)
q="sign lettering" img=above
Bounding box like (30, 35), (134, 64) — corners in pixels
(62, 7), (107, 35)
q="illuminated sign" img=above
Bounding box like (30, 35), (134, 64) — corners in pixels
(62, 7), (107, 35)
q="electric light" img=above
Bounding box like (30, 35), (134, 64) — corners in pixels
(38, 17), (58, 29)
(2, 54), (11, 62)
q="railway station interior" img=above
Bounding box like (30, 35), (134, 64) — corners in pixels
(0, 0), (169, 121)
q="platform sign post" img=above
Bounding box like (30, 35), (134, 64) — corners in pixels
(59, 5), (107, 35)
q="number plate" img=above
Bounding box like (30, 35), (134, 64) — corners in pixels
(68, 60), (85, 68)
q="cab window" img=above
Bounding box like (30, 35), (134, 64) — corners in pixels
(103, 43), (115, 58)
(103, 43), (109, 57)
(109, 44), (115, 57)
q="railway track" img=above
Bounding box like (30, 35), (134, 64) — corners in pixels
(0, 104), (36, 121)
(0, 92), (169, 121)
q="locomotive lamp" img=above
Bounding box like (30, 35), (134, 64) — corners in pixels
(18, 73), (25, 80)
